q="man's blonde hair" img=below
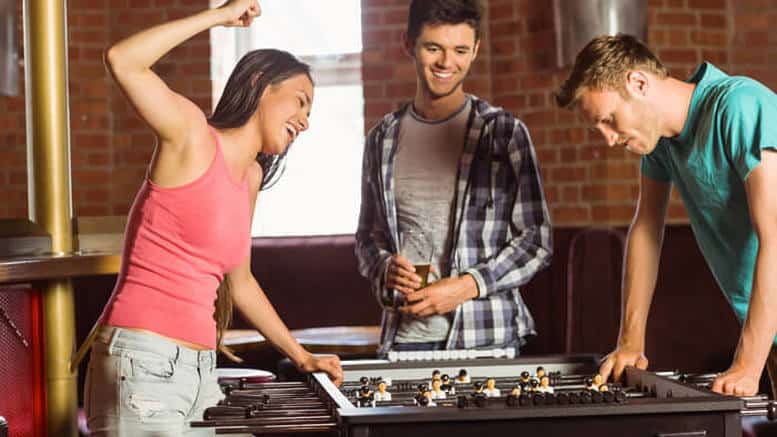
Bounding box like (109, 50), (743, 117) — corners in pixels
(556, 34), (668, 109)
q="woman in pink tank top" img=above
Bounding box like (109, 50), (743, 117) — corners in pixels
(84, 1), (342, 435)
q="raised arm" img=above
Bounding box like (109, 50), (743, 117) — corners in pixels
(599, 175), (671, 383)
(104, 0), (260, 144)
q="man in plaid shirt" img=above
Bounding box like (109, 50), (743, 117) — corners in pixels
(355, 0), (552, 355)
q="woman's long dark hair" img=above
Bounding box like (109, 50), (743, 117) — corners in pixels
(208, 48), (312, 190)
(208, 49), (312, 358)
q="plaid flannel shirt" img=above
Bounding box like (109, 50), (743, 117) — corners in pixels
(355, 95), (553, 355)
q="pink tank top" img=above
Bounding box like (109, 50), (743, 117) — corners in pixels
(102, 128), (251, 348)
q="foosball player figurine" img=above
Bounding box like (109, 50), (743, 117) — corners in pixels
(471, 380), (489, 406)
(359, 376), (370, 386)
(592, 373), (603, 391)
(530, 366), (545, 385)
(528, 378), (540, 393)
(374, 380), (392, 402)
(539, 375), (554, 394)
(416, 383), (429, 401)
(357, 385), (375, 408)
(599, 383), (615, 403)
(532, 390), (546, 406)
(518, 388), (532, 407)
(431, 378), (447, 400)
(484, 377), (501, 397)
(519, 370), (531, 390)
(506, 384), (521, 407)
(424, 390), (437, 407)
(584, 377), (595, 391)
(580, 388), (593, 404)
(456, 368), (470, 384)
(441, 374), (455, 394)
(416, 388), (436, 407)
(606, 384), (627, 403)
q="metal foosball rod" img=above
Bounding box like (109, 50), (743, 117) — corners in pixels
(214, 422), (339, 435)
(191, 377), (339, 434)
(197, 415), (334, 427)
(203, 405), (331, 420)
(741, 399), (777, 421)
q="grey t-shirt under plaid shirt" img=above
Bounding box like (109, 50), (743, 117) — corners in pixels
(356, 95), (553, 354)
(393, 98), (471, 343)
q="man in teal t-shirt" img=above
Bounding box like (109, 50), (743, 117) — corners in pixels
(556, 34), (777, 398)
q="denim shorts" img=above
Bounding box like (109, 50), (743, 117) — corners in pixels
(84, 326), (224, 437)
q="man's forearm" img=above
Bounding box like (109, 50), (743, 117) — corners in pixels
(464, 223), (552, 298)
(618, 219), (663, 349)
(735, 240), (777, 371)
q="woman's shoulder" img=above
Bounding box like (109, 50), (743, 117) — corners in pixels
(247, 161), (263, 195)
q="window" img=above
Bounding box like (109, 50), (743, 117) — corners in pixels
(210, 0), (364, 236)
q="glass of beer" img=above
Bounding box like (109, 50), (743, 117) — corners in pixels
(399, 229), (434, 289)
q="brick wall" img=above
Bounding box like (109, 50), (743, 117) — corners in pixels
(1, 1), (776, 227)
(0, 0), (210, 218)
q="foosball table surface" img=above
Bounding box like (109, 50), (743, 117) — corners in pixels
(193, 354), (771, 437)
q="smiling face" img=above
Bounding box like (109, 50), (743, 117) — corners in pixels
(577, 83), (661, 156)
(255, 73), (313, 155)
(408, 22), (479, 101)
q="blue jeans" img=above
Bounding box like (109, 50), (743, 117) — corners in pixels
(84, 326), (224, 436)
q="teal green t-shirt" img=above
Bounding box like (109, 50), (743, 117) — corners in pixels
(641, 63), (777, 342)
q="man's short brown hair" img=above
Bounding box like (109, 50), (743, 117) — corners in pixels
(555, 34), (668, 109)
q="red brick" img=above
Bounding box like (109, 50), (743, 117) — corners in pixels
(658, 48), (699, 64)
(735, 13), (771, 29)
(363, 11), (383, 27)
(551, 166), (586, 182)
(700, 13), (727, 28)
(591, 162), (639, 180)
(691, 30), (727, 46)
(688, 0), (726, 9)
(552, 206), (590, 224)
(561, 186), (580, 202)
(490, 3), (515, 19)
(743, 31), (770, 47)
(656, 12), (697, 26)
(383, 9), (408, 26)
(592, 205), (636, 223)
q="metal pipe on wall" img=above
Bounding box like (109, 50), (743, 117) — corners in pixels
(22, 0), (78, 435)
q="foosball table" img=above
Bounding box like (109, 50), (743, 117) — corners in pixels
(192, 354), (777, 436)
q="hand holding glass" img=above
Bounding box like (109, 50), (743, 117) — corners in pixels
(399, 230), (434, 289)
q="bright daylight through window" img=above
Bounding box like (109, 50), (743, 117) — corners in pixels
(210, 0), (364, 236)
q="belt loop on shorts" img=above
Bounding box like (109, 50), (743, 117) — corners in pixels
(107, 327), (121, 355)
(173, 345), (181, 365)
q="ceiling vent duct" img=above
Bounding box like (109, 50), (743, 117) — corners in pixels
(553, 0), (647, 69)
